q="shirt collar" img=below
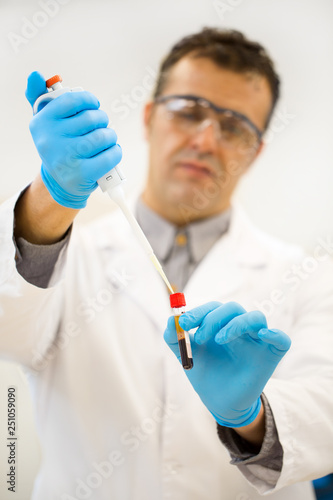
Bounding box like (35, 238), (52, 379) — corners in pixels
(135, 197), (231, 263)
(187, 209), (231, 263)
(135, 198), (176, 260)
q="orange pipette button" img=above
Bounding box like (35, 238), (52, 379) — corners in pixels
(46, 75), (62, 88)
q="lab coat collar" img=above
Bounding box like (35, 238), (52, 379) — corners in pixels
(135, 198), (176, 261)
(183, 204), (270, 306)
(91, 199), (270, 329)
(90, 200), (171, 332)
(225, 204), (271, 267)
(135, 197), (232, 266)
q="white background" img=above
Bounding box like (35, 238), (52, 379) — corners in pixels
(0, 0), (332, 498)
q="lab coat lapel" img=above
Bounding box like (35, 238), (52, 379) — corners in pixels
(101, 219), (170, 332)
(121, 241), (171, 331)
(184, 206), (269, 307)
(93, 198), (171, 332)
(98, 203), (269, 330)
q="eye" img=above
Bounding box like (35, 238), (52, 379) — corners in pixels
(166, 100), (205, 122)
(177, 106), (204, 122)
(219, 117), (244, 137)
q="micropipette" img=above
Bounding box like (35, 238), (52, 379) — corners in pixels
(34, 75), (174, 294)
(33, 74), (83, 114)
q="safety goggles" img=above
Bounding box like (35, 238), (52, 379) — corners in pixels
(154, 94), (263, 151)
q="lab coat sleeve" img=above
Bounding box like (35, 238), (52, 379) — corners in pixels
(217, 393), (283, 486)
(0, 191), (67, 369)
(15, 231), (70, 288)
(240, 257), (333, 494)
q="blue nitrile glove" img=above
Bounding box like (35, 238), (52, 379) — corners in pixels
(26, 71), (122, 208)
(164, 301), (291, 428)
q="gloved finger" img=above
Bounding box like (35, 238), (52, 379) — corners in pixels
(215, 310), (267, 344)
(80, 144), (122, 181)
(164, 317), (182, 361)
(25, 71), (47, 108)
(64, 109), (110, 136)
(44, 90), (100, 119)
(75, 128), (118, 159)
(180, 301), (246, 345)
(257, 328), (291, 356)
(178, 301), (222, 332)
(164, 316), (179, 345)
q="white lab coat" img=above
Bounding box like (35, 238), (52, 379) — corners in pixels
(0, 191), (333, 500)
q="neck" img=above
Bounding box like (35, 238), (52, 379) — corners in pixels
(141, 191), (230, 226)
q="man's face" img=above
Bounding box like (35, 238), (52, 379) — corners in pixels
(142, 56), (272, 225)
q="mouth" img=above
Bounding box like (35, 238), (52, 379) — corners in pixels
(177, 161), (216, 178)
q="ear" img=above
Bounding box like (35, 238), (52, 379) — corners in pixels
(240, 140), (265, 174)
(254, 140), (265, 160)
(143, 101), (154, 141)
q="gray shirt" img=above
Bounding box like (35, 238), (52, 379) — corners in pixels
(14, 197), (283, 486)
(135, 198), (231, 292)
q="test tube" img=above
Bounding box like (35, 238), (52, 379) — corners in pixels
(169, 292), (193, 370)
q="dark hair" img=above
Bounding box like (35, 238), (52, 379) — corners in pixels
(153, 27), (280, 128)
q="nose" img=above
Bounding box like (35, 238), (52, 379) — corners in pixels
(187, 118), (220, 153)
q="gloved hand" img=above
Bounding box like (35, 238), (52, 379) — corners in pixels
(26, 71), (122, 208)
(164, 301), (291, 428)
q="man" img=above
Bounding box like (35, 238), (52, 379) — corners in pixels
(1, 28), (332, 499)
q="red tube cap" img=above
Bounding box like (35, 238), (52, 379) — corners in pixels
(170, 292), (186, 308)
